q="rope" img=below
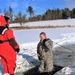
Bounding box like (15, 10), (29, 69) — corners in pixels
(17, 53), (37, 65)
(53, 41), (74, 53)
(53, 36), (75, 53)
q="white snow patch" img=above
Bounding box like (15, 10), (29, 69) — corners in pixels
(54, 65), (75, 75)
(10, 19), (75, 27)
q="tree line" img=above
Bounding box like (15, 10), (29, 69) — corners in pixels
(0, 6), (75, 24)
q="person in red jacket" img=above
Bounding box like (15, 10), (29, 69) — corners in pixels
(0, 15), (20, 75)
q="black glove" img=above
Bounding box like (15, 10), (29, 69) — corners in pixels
(15, 48), (20, 53)
(38, 55), (43, 60)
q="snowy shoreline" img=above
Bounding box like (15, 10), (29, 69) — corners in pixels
(10, 19), (75, 28)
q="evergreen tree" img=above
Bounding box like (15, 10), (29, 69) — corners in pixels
(44, 9), (52, 20)
(71, 8), (75, 18)
(27, 6), (34, 18)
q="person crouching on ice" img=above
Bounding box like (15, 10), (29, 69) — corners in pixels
(37, 32), (53, 74)
(0, 15), (20, 75)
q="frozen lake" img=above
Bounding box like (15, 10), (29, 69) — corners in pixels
(14, 28), (75, 44)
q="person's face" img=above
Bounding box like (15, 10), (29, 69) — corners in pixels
(7, 19), (10, 26)
(40, 34), (46, 41)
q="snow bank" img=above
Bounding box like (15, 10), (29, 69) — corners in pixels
(54, 65), (75, 75)
(10, 19), (75, 27)
(24, 19), (75, 26)
(15, 42), (39, 73)
(10, 23), (21, 27)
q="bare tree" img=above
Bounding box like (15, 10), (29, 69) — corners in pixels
(4, 8), (9, 16)
(14, 11), (26, 26)
(9, 7), (13, 22)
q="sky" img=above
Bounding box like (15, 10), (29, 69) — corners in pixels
(0, 0), (75, 17)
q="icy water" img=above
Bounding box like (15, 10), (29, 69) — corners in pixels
(15, 43), (75, 75)
(14, 65), (62, 75)
(24, 65), (63, 75)
(53, 44), (75, 67)
(23, 43), (75, 75)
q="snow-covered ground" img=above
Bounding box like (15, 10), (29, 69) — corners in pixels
(10, 19), (75, 27)
(1, 28), (75, 75)
(14, 28), (75, 44)
(54, 65), (75, 75)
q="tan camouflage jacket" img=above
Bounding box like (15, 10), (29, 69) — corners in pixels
(37, 38), (53, 60)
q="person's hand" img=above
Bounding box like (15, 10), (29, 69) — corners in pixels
(38, 54), (43, 60)
(15, 48), (20, 53)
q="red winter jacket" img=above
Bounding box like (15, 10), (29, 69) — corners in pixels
(0, 15), (19, 60)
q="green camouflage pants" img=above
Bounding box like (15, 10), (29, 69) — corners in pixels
(39, 58), (53, 72)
